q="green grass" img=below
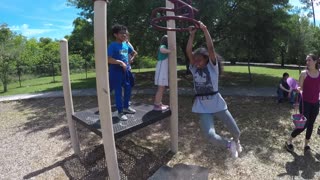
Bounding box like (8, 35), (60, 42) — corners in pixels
(224, 66), (300, 80)
(0, 65), (301, 96)
(221, 66), (301, 87)
(0, 72), (97, 96)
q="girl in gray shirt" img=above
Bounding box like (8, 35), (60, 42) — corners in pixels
(186, 22), (242, 158)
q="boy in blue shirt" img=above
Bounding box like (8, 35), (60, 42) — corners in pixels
(108, 24), (137, 120)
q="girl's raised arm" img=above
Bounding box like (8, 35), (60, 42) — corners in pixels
(199, 22), (216, 64)
(186, 27), (197, 65)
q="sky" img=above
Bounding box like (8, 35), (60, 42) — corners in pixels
(290, 0), (320, 25)
(0, 0), (81, 40)
(0, 0), (320, 40)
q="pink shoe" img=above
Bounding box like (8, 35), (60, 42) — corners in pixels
(160, 103), (169, 109)
(153, 104), (169, 111)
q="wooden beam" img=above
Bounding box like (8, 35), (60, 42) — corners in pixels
(166, 0), (179, 153)
(93, 0), (120, 179)
(60, 39), (81, 155)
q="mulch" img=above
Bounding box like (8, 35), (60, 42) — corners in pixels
(1, 95), (320, 179)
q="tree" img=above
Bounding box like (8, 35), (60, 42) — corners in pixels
(0, 24), (16, 92)
(67, 0), (306, 74)
(37, 38), (60, 81)
(11, 35), (27, 87)
(20, 38), (42, 74)
(68, 17), (94, 78)
(299, 0), (320, 27)
(286, 16), (315, 66)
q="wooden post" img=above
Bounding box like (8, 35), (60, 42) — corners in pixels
(93, 1), (120, 180)
(60, 39), (80, 155)
(166, 0), (178, 153)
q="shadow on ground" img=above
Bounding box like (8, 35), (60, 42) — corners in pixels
(9, 94), (320, 179)
(14, 96), (100, 155)
(277, 150), (320, 179)
(23, 141), (174, 179)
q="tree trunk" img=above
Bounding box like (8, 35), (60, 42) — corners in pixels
(247, 58), (252, 82)
(51, 62), (55, 82)
(312, 0), (316, 27)
(3, 73), (8, 92)
(280, 49), (285, 68)
(17, 64), (22, 87)
(3, 83), (7, 92)
(85, 60), (88, 79)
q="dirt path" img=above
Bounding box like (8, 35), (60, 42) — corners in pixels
(1, 95), (320, 179)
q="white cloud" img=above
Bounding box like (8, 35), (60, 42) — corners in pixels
(87, 18), (92, 23)
(9, 24), (55, 37)
(9, 23), (74, 39)
(44, 23), (54, 27)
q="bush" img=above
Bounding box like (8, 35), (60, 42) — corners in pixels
(69, 54), (85, 71)
(133, 56), (157, 69)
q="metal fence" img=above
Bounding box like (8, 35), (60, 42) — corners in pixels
(6, 62), (93, 88)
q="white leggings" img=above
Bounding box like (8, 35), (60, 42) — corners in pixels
(199, 110), (240, 148)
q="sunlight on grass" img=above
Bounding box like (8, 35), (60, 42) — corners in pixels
(224, 66), (300, 80)
(220, 66), (301, 86)
(0, 72), (97, 96)
(0, 65), (301, 96)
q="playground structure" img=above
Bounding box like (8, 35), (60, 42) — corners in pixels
(60, 0), (198, 179)
(151, 0), (200, 31)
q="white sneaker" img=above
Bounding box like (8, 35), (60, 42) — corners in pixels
(123, 107), (136, 114)
(118, 112), (128, 121)
(228, 141), (238, 158)
(236, 141), (243, 153)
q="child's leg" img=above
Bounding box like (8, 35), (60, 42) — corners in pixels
(289, 91), (295, 104)
(199, 113), (228, 147)
(123, 73), (132, 109)
(114, 81), (123, 113)
(214, 110), (241, 142)
(110, 70), (123, 113)
(277, 88), (284, 102)
(154, 85), (166, 105)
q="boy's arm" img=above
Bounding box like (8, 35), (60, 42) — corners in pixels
(129, 50), (137, 64)
(279, 83), (290, 92)
(108, 57), (127, 70)
(127, 42), (137, 63)
(199, 22), (216, 64)
(186, 27), (196, 65)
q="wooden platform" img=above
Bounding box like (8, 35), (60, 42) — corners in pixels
(72, 102), (171, 139)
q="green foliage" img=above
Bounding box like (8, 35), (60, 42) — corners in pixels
(285, 16), (319, 65)
(69, 0), (304, 65)
(0, 65), (301, 96)
(0, 24), (16, 92)
(133, 56), (157, 69)
(69, 54), (85, 71)
(1, 0), (320, 94)
(68, 17), (94, 66)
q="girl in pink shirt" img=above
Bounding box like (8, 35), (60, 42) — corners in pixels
(286, 54), (320, 152)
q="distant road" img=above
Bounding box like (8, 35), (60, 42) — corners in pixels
(223, 61), (305, 69)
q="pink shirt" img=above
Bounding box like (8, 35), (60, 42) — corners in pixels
(303, 71), (320, 103)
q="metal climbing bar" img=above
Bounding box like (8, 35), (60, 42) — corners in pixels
(150, 0), (200, 31)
